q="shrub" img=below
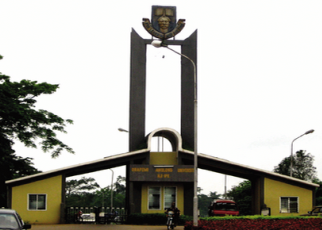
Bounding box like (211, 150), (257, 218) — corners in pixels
(126, 213), (192, 225)
(184, 217), (322, 230)
(127, 213), (165, 225)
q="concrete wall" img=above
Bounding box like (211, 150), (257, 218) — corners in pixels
(264, 178), (313, 216)
(141, 183), (184, 214)
(138, 152), (184, 214)
(11, 175), (62, 224)
(150, 152), (178, 165)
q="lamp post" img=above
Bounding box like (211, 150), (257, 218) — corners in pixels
(118, 128), (129, 133)
(224, 175), (227, 199)
(109, 169), (114, 212)
(290, 129), (314, 177)
(151, 40), (198, 226)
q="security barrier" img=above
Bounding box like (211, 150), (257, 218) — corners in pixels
(65, 206), (127, 224)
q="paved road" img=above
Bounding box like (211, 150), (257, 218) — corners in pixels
(31, 224), (183, 230)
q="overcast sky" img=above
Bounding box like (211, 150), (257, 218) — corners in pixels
(1, 0), (322, 196)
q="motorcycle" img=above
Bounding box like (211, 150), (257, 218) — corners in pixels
(166, 210), (175, 230)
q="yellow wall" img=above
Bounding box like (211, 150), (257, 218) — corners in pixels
(141, 183), (184, 214)
(140, 153), (183, 215)
(11, 175), (62, 224)
(264, 178), (313, 216)
(150, 152), (177, 165)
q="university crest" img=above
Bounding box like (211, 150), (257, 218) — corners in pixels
(143, 6), (185, 40)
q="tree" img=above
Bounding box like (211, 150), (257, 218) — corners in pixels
(65, 177), (100, 207)
(66, 177), (100, 198)
(114, 176), (126, 195)
(274, 150), (317, 181)
(312, 178), (322, 206)
(0, 152), (41, 207)
(209, 191), (221, 200)
(198, 189), (221, 217)
(0, 69), (74, 207)
(226, 180), (252, 215)
(65, 176), (127, 208)
(113, 176), (126, 207)
(0, 74), (74, 158)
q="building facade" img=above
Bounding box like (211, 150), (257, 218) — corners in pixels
(6, 128), (319, 224)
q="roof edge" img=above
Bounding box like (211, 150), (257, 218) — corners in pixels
(5, 148), (149, 185)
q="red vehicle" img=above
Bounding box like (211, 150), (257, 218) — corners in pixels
(208, 199), (239, 216)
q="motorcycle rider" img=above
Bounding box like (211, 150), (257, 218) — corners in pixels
(165, 202), (180, 226)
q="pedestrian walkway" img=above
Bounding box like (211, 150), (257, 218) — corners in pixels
(31, 224), (182, 230)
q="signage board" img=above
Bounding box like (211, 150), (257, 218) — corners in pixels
(130, 165), (194, 182)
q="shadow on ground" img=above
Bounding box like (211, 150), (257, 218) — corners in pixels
(31, 224), (180, 230)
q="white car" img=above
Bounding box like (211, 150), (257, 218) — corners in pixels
(0, 209), (31, 230)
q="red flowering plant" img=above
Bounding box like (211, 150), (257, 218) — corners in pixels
(184, 217), (322, 230)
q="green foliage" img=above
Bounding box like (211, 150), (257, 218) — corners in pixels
(66, 177), (100, 197)
(198, 194), (211, 217)
(127, 213), (165, 225)
(0, 74), (74, 158)
(313, 178), (322, 206)
(274, 150), (321, 206)
(0, 151), (41, 207)
(198, 190), (221, 217)
(0, 70), (74, 207)
(226, 180), (252, 215)
(127, 213), (192, 225)
(65, 177), (100, 207)
(65, 176), (126, 208)
(114, 175), (126, 195)
(274, 150), (317, 181)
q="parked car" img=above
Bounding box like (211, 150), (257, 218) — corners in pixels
(300, 206), (322, 216)
(208, 199), (239, 216)
(0, 209), (31, 230)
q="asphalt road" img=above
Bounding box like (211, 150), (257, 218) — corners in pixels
(31, 224), (183, 230)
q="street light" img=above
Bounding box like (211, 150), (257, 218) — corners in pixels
(118, 128), (129, 133)
(152, 40), (198, 227)
(109, 169), (114, 212)
(290, 129), (314, 177)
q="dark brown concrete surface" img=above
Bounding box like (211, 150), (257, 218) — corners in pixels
(31, 224), (183, 230)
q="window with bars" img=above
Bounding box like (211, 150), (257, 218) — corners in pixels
(280, 197), (298, 213)
(148, 187), (161, 210)
(164, 187), (176, 209)
(28, 194), (47, 210)
(148, 186), (177, 210)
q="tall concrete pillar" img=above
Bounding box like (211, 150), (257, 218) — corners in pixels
(129, 29), (197, 151)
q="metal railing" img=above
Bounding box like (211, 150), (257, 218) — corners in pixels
(65, 206), (127, 224)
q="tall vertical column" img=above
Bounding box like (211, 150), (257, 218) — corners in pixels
(129, 29), (147, 151)
(181, 30), (197, 150)
(251, 176), (264, 215)
(129, 28), (198, 151)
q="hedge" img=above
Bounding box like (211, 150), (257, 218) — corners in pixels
(127, 214), (322, 229)
(185, 216), (322, 230)
(127, 213), (192, 225)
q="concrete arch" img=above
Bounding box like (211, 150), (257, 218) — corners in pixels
(146, 127), (183, 152)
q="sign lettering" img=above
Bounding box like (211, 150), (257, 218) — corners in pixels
(155, 168), (173, 172)
(178, 168), (194, 173)
(132, 167), (149, 172)
(130, 165), (194, 182)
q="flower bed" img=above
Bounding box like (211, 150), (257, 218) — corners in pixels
(184, 218), (322, 230)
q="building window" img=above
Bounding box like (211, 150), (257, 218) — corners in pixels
(28, 194), (47, 210)
(280, 197), (298, 213)
(164, 187), (176, 209)
(148, 186), (177, 210)
(148, 187), (161, 210)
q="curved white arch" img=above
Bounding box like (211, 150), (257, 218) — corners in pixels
(146, 127), (183, 152)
